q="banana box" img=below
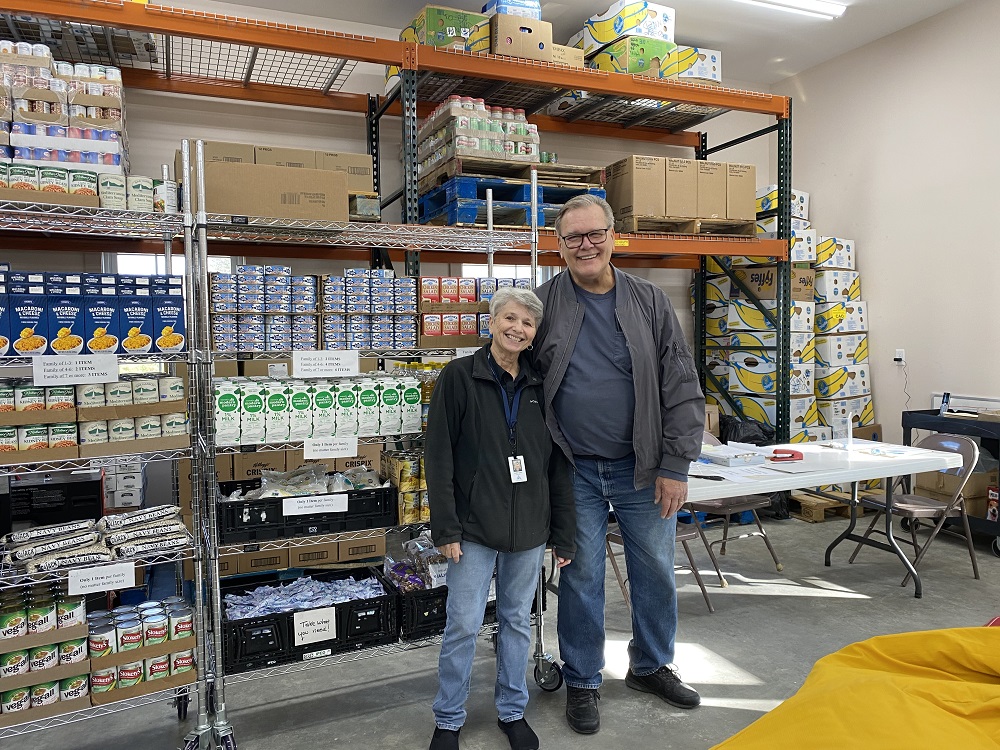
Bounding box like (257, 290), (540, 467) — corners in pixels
(689, 275), (731, 309)
(755, 185), (810, 220)
(746, 222), (816, 264)
(815, 301), (868, 335)
(589, 36), (677, 77)
(790, 426), (833, 444)
(704, 391), (733, 416)
(546, 89), (590, 117)
(728, 331), (815, 364)
(727, 299), (814, 333)
(466, 20), (491, 53)
(814, 365), (870, 400)
(666, 46), (722, 83)
(816, 395), (875, 431)
(729, 394), (819, 429)
(406, 5), (488, 48)
(815, 237), (856, 270)
(582, 1), (676, 56)
(705, 256), (731, 274)
(705, 336), (728, 368)
(756, 216), (812, 235)
(814, 270), (860, 303)
(704, 359), (729, 392)
(730, 266), (814, 301)
(727, 352), (814, 397)
(814, 333), (868, 367)
(704, 301), (728, 337)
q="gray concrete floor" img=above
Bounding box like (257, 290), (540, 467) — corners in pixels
(17, 514), (998, 750)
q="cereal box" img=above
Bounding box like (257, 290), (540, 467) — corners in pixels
(0, 295), (10, 357)
(152, 295), (186, 353)
(9, 295), (48, 356)
(120, 296), (154, 354)
(46, 296), (86, 355)
(83, 295), (120, 354)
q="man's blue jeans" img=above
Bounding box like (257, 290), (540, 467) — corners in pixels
(433, 540), (546, 729)
(558, 455), (678, 688)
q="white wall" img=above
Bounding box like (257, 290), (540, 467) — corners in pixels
(772, 0), (1000, 443)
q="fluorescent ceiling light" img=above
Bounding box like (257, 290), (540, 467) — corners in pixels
(733, 0), (847, 20)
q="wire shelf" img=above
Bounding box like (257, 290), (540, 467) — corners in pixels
(0, 353), (189, 368)
(0, 447), (192, 472)
(0, 201), (182, 238)
(211, 349), (460, 360)
(214, 434), (423, 455)
(0, 680), (194, 739)
(216, 524), (428, 556)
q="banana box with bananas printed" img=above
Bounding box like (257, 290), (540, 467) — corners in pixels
(728, 331), (816, 364)
(582, 1), (675, 56)
(668, 46), (722, 83)
(790, 426), (833, 444)
(814, 270), (861, 303)
(755, 185), (810, 219)
(815, 237), (856, 270)
(705, 336), (728, 368)
(704, 358), (729, 392)
(752, 218), (816, 264)
(704, 391), (731, 416)
(546, 89), (590, 116)
(729, 394), (820, 429)
(727, 299), (814, 333)
(689, 276), (731, 309)
(814, 333), (868, 367)
(817, 395), (874, 434)
(589, 36), (677, 77)
(704, 301), (729, 337)
(815, 301), (867, 335)
(728, 351), (814, 396)
(814, 365), (870, 400)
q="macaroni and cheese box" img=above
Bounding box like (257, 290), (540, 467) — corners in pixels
(9, 294), (48, 356)
(0, 295), (10, 357)
(120, 296), (154, 353)
(152, 295), (187, 353)
(83, 295), (120, 354)
(46, 296), (86, 355)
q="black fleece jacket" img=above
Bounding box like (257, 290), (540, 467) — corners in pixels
(425, 345), (576, 559)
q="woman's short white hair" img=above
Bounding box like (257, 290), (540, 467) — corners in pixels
(489, 286), (543, 325)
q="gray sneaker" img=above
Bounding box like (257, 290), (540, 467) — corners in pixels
(625, 666), (701, 709)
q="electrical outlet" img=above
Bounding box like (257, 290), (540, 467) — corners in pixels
(895, 349), (905, 365)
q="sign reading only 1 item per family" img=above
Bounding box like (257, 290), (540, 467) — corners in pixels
(282, 493), (349, 517)
(68, 561), (136, 595)
(32, 354), (119, 385)
(293, 606), (337, 647)
(292, 350), (360, 378)
(304, 436), (359, 460)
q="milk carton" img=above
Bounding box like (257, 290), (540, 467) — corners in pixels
(335, 380), (358, 437)
(311, 380), (337, 438)
(239, 379), (267, 444)
(356, 378), (380, 437)
(401, 377), (422, 433)
(287, 380), (314, 440)
(265, 380), (290, 443)
(378, 379), (402, 436)
(214, 380), (242, 446)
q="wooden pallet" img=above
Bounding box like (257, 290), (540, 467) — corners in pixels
(418, 156), (604, 195)
(616, 215), (756, 236)
(697, 217), (757, 237)
(789, 491), (863, 523)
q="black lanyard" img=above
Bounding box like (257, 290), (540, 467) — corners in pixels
(488, 354), (523, 447)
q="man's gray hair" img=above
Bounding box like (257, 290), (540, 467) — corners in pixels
(554, 194), (616, 235)
(489, 286), (544, 325)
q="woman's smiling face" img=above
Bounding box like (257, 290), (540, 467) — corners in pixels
(489, 301), (537, 356)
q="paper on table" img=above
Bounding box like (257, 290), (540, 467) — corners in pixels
(690, 464), (783, 483)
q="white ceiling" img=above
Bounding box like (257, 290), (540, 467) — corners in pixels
(216, 0), (968, 84)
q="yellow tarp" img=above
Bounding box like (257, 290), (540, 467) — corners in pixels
(713, 628), (1000, 749)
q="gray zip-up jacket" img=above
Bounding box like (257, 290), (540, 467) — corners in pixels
(533, 267), (705, 489)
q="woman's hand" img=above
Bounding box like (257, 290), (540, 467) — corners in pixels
(555, 556), (572, 568)
(441, 542), (462, 563)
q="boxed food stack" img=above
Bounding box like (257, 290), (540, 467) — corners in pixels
(320, 269), (418, 352)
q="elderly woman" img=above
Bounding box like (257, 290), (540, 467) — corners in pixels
(425, 286), (576, 750)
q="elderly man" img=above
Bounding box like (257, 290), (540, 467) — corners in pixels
(532, 194), (706, 735)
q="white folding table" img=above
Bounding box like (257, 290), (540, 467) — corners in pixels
(687, 440), (962, 598)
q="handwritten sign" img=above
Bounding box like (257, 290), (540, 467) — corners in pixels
(292, 350), (359, 378)
(304, 437), (358, 460)
(282, 493), (349, 517)
(455, 347), (479, 358)
(68, 561), (135, 595)
(32, 354), (118, 385)
(293, 606), (337, 647)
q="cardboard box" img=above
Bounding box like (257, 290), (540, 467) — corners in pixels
(727, 352), (814, 397)
(289, 541), (340, 568)
(589, 36), (677, 77)
(665, 158), (697, 218)
(704, 301), (728, 337)
(179, 455), (233, 511)
(731, 265), (814, 301)
(814, 270), (861, 304)
(254, 146), (317, 169)
(790, 426), (834, 444)
(173, 140), (255, 183)
(237, 548), (289, 575)
(816, 395), (875, 432)
(202, 163), (349, 221)
(814, 333), (869, 367)
(488, 14), (553, 62)
(606, 156), (665, 218)
(916, 467), (998, 500)
(814, 302), (868, 335)
(704, 403), (720, 437)
(337, 443), (383, 473)
(852, 423), (882, 442)
(551, 44), (584, 67)
(339, 533), (387, 562)
(545, 90), (589, 116)
(316, 151), (375, 193)
(283, 450), (338, 475)
(670, 46), (723, 83)
(729, 394), (819, 429)
(233, 450), (286, 480)
(727, 331), (815, 364)
(697, 161), (727, 219)
(0, 186), (99, 208)
(756, 185), (810, 220)
(815, 365), (871, 399)
(582, 0), (676, 56)
(405, 4), (489, 49)
(727, 163), (756, 221)
(727, 299), (814, 333)
(816, 237), (856, 270)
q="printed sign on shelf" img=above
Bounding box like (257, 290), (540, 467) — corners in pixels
(292, 350), (360, 378)
(304, 437), (359, 460)
(68, 561), (135, 595)
(32, 354), (119, 385)
(282, 493), (349, 517)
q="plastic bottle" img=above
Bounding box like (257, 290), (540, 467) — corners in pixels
(514, 108), (528, 136)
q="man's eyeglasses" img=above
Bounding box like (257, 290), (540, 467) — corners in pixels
(559, 226), (611, 249)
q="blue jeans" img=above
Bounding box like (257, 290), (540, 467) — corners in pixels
(558, 455), (678, 688)
(433, 540), (546, 730)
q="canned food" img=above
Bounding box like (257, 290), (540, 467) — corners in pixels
(54, 61), (74, 77)
(161, 413), (188, 436)
(87, 616), (114, 630)
(171, 649), (195, 675)
(1, 688), (30, 713)
(73, 63), (91, 79)
(68, 169), (98, 196)
(59, 675), (89, 701)
(87, 625), (116, 658)
(85, 106), (102, 119)
(30, 100), (51, 114)
(45, 385), (75, 410)
(58, 638), (87, 665)
(145, 654), (170, 681)
(105, 67), (122, 82)
(161, 596), (186, 608)
(69, 104), (87, 118)
(48, 77), (66, 94)
(100, 152), (121, 166)
(17, 425), (48, 451)
(131, 377), (159, 404)
(117, 661), (143, 688)
(48, 423), (78, 448)
(56, 596), (87, 628)
(31, 44), (50, 58)
(86, 82), (105, 96)
(79, 420), (109, 444)
(13, 383), (43, 411)
(141, 615), (168, 646)
(28, 644), (58, 671)
(49, 101), (67, 116)
(105, 380), (133, 406)
(0, 41), (12, 54)
(116, 619), (143, 651)
(108, 417), (135, 443)
(76, 383), (106, 407)
(168, 608), (194, 640)
(0, 382), (12, 412)
(106, 107), (122, 120)
(27, 600), (57, 634)
(135, 415), (162, 440)
(90, 666), (116, 692)
(30, 76), (50, 90)
(0, 425), (16, 453)
(112, 606), (138, 617)
(15, 42), (32, 56)
(30, 682), (59, 707)
(158, 377), (185, 402)
(102, 83), (119, 97)
(86, 609), (111, 623)
(136, 601), (165, 614)
(0, 650), (29, 678)
(89, 65), (106, 80)
(13, 98), (29, 113)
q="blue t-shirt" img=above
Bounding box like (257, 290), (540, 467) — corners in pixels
(552, 284), (635, 459)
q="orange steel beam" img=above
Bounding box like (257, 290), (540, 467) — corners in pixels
(0, 233), (181, 254)
(10, 0), (409, 65)
(531, 114), (700, 148)
(418, 47), (790, 119)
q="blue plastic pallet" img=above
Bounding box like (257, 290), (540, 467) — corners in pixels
(540, 184), (606, 204)
(419, 175), (541, 218)
(420, 197), (546, 227)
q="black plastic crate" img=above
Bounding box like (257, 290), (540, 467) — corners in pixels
(218, 480), (397, 544)
(388, 581), (523, 641)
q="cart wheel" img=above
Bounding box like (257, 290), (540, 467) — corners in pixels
(219, 733), (238, 750)
(176, 689), (190, 721)
(534, 660), (563, 692)
(992, 538), (1000, 558)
